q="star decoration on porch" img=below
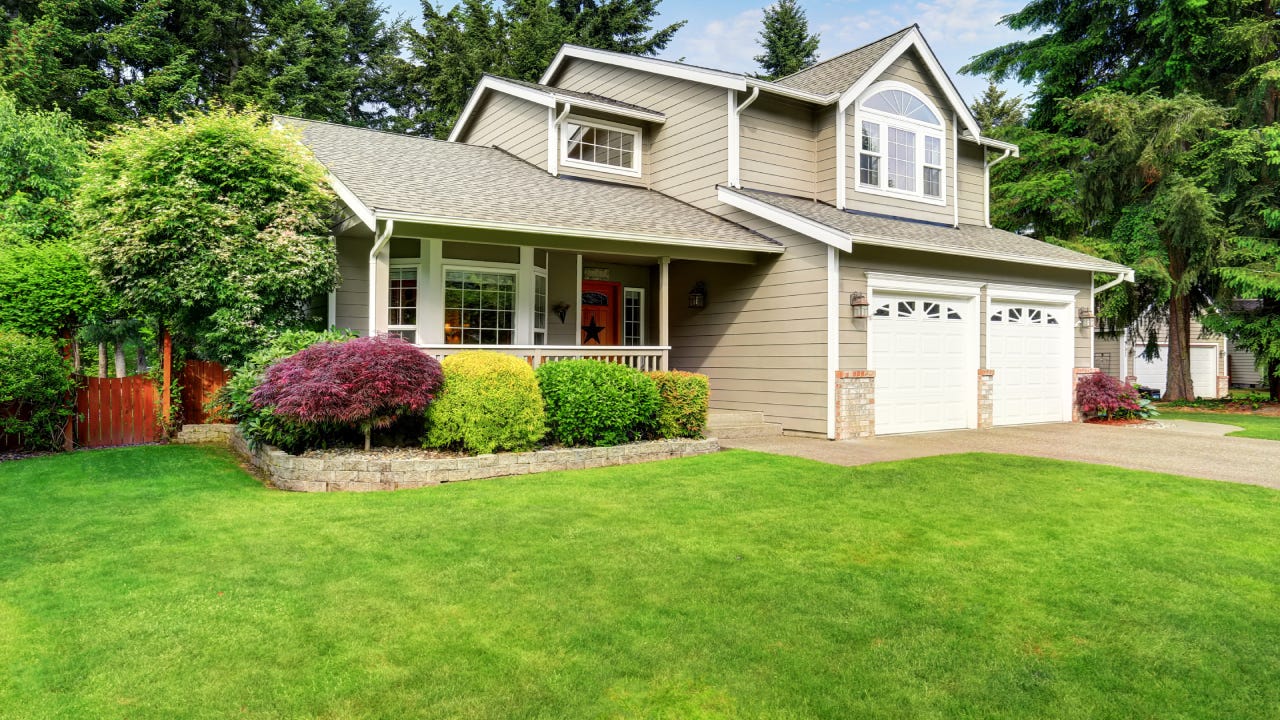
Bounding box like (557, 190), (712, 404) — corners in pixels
(582, 316), (605, 344)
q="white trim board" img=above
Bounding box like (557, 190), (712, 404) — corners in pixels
(328, 174), (375, 232)
(717, 186), (852, 252)
(826, 245), (839, 440)
(540, 44), (747, 91)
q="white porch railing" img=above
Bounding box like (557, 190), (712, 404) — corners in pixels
(417, 345), (670, 372)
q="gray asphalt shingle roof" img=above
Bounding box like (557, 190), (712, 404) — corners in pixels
(492, 76), (664, 118)
(282, 116), (780, 253)
(772, 27), (915, 96)
(728, 187), (1130, 274)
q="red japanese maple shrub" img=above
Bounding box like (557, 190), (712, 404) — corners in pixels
(1075, 372), (1141, 419)
(252, 335), (443, 449)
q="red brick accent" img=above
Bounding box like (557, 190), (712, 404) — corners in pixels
(1071, 368), (1101, 423)
(835, 370), (876, 379)
(978, 369), (995, 377)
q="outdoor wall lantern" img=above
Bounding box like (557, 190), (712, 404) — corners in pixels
(849, 292), (870, 319)
(688, 282), (708, 309)
(1077, 308), (1096, 329)
(553, 301), (571, 323)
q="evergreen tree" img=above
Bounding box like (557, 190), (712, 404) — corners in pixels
(969, 81), (1025, 131)
(397, 0), (686, 138)
(753, 0), (820, 81)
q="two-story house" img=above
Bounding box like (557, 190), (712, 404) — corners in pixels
(285, 25), (1132, 439)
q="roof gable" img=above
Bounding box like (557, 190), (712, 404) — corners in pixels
(773, 27), (913, 96)
(448, 74), (665, 143)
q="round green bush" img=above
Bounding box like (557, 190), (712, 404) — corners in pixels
(646, 370), (710, 439)
(536, 359), (660, 447)
(0, 331), (76, 450)
(425, 351), (546, 454)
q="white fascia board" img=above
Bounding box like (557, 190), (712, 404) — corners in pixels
(539, 44), (747, 91)
(374, 209), (784, 255)
(850, 230), (1130, 274)
(448, 76), (554, 143)
(558, 96), (665, 123)
(717, 186), (853, 253)
(327, 173), (376, 232)
(836, 28), (982, 140)
(986, 283), (1082, 303)
(972, 134), (1020, 156)
(745, 78), (837, 105)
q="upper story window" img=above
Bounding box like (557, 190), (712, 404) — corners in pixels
(856, 82), (946, 205)
(561, 116), (642, 178)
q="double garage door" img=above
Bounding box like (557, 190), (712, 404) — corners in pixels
(871, 292), (1072, 435)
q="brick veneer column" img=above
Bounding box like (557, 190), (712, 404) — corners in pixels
(834, 370), (875, 439)
(1071, 367), (1100, 422)
(1217, 375), (1231, 399)
(977, 369), (995, 429)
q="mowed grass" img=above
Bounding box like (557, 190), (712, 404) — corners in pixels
(3, 446), (1280, 719)
(1158, 409), (1280, 441)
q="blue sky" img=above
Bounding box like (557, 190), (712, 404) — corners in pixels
(381, 0), (1037, 106)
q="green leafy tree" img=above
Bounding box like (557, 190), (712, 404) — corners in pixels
(753, 0), (820, 81)
(77, 109), (339, 365)
(969, 81), (1025, 131)
(0, 93), (87, 245)
(0, 242), (111, 339)
(397, 0), (685, 137)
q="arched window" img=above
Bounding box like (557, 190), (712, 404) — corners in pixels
(856, 82), (946, 203)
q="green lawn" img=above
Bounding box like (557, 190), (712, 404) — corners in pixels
(3, 446), (1280, 719)
(1157, 409), (1280, 441)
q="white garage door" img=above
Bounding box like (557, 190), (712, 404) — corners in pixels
(871, 293), (973, 434)
(987, 301), (1071, 425)
(1133, 345), (1219, 397)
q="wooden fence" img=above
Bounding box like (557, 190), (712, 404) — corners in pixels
(181, 360), (231, 424)
(75, 375), (159, 448)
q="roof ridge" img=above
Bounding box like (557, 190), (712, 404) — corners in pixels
(772, 25), (916, 84)
(276, 114), (512, 153)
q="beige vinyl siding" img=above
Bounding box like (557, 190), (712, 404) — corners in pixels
(1094, 334), (1123, 377)
(335, 234), (372, 336)
(556, 108), (650, 187)
(546, 251), (579, 345)
(957, 141), (986, 225)
(1230, 347), (1266, 386)
(460, 93), (548, 170)
(552, 58), (728, 210)
(669, 212), (829, 435)
(739, 95), (816, 198)
(838, 246), (1094, 371)
(845, 50), (958, 224)
(815, 108), (837, 203)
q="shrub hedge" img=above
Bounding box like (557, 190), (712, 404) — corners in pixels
(425, 351), (546, 454)
(646, 370), (710, 439)
(0, 331), (76, 450)
(1076, 372), (1156, 419)
(536, 359), (660, 447)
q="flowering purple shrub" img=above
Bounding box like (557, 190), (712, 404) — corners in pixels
(252, 335), (443, 449)
(1075, 372), (1142, 418)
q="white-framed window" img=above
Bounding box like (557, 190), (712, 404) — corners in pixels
(560, 116), (642, 177)
(388, 264), (419, 342)
(855, 81), (946, 204)
(443, 267), (517, 345)
(533, 271), (548, 345)
(623, 287), (644, 345)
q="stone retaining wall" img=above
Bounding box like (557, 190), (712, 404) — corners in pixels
(176, 423), (719, 492)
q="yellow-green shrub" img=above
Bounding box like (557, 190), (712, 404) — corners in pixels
(646, 370), (710, 439)
(425, 351), (545, 454)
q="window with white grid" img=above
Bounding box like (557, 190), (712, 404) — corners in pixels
(443, 269), (516, 345)
(856, 82), (946, 204)
(561, 117), (642, 177)
(533, 271), (548, 345)
(623, 287), (644, 345)
(388, 266), (418, 343)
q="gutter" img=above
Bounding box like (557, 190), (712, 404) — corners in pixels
(983, 146), (1013, 228)
(367, 218), (395, 337)
(1093, 269), (1135, 294)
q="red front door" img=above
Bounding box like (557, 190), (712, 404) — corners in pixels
(581, 280), (620, 345)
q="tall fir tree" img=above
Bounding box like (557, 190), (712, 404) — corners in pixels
(753, 0), (820, 81)
(969, 81), (1025, 132)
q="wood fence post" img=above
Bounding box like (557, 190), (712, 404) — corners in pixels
(60, 328), (74, 451)
(161, 329), (172, 436)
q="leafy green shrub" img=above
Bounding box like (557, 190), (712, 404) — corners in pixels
(216, 329), (354, 452)
(536, 360), (659, 447)
(425, 351), (546, 454)
(0, 331), (76, 450)
(646, 370), (710, 439)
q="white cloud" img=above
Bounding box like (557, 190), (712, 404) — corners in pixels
(663, 8), (765, 74)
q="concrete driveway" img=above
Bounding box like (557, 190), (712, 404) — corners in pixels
(721, 420), (1280, 489)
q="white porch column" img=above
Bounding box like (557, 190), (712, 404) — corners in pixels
(659, 256), (670, 370)
(421, 238), (444, 345)
(574, 254), (583, 346)
(516, 246), (535, 344)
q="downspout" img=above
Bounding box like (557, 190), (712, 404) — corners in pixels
(984, 146), (1012, 228)
(1093, 269), (1134, 295)
(367, 218), (394, 337)
(729, 87), (758, 188)
(736, 86), (760, 115)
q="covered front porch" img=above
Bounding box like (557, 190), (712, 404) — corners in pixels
(329, 217), (764, 372)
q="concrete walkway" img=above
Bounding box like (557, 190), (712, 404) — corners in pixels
(721, 420), (1280, 489)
